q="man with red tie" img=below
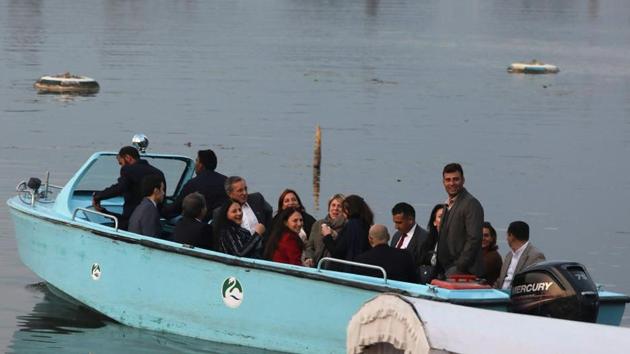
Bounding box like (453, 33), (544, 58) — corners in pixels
(390, 202), (429, 268)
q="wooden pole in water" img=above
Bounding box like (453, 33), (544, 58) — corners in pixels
(313, 125), (321, 211)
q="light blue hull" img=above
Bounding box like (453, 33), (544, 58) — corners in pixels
(9, 196), (629, 352)
(7, 149), (629, 353)
(10, 208), (365, 352)
(7, 149), (512, 353)
(8, 198), (512, 352)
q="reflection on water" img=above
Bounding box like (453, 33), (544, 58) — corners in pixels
(365, 0), (379, 17)
(35, 92), (99, 105)
(14, 283), (108, 335)
(6, 0), (43, 67)
(8, 283), (287, 354)
(312, 125), (322, 211)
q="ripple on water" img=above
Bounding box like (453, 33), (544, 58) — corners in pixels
(9, 283), (288, 353)
(3, 109), (42, 113)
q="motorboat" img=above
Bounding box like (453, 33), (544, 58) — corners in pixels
(34, 72), (100, 94)
(6, 135), (628, 353)
(507, 60), (559, 74)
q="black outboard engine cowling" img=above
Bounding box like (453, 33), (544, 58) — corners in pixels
(509, 261), (599, 322)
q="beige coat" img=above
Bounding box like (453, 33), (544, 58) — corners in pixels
(495, 243), (546, 289)
(304, 215), (346, 267)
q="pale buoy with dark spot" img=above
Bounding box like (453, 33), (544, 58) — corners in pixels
(507, 60), (559, 74)
(34, 72), (100, 93)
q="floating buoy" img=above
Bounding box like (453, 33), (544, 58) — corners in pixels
(34, 72), (100, 94)
(507, 60), (559, 74)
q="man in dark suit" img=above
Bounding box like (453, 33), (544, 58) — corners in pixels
(495, 221), (546, 289)
(172, 192), (213, 249)
(437, 163), (485, 277)
(390, 202), (429, 267)
(213, 176), (272, 235)
(93, 146), (165, 230)
(128, 174), (165, 238)
(162, 149), (227, 222)
(354, 224), (418, 283)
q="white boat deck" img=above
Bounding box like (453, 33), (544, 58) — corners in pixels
(348, 294), (630, 354)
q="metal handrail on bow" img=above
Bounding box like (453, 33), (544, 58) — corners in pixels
(72, 207), (119, 231)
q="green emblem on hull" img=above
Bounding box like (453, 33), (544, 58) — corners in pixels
(222, 277), (243, 308)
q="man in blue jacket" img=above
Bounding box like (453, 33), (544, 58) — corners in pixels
(128, 174), (165, 238)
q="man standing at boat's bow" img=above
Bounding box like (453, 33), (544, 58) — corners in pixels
(92, 146), (165, 230)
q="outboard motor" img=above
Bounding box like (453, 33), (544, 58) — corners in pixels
(509, 261), (599, 322)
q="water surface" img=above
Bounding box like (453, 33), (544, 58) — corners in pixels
(2, 0), (630, 352)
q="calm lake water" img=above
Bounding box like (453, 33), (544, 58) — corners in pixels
(2, 0), (630, 352)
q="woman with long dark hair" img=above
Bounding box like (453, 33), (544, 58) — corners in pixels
(417, 204), (445, 283)
(264, 207), (305, 266)
(322, 195), (373, 270)
(275, 189), (316, 242)
(214, 199), (264, 258)
(482, 221), (503, 286)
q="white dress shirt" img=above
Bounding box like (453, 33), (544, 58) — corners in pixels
(445, 195), (458, 211)
(240, 202), (259, 235)
(502, 241), (530, 290)
(396, 224), (417, 249)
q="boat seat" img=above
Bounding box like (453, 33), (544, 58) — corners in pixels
(431, 275), (491, 290)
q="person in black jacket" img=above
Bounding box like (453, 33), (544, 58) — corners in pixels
(214, 199), (264, 257)
(162, 149), (227, 222)
(172, 192), (213, 249)
(213, 176), (273, 237)
(353, 224), (419, 283)
(322, 195), (373, 271)
(390, 202), (430, 266)
(93, 146), (165, 230)
(417, 204), (445, 284)
(128, 174), (165, 238)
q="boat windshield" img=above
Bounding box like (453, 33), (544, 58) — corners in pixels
(73, 154), (192, 198)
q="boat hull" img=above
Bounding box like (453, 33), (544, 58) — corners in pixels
(9, 206), (396, 353)
(34, 75), (100, 94)
(11, 191), (625, 352)
(507, 62), (559, 74)
(34, 84), (100, 94)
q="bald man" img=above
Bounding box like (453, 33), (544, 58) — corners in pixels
(353, 224), (419, 283)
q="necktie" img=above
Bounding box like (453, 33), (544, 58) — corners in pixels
(396, 233), (407, 248)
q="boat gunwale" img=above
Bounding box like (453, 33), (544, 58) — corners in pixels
(598, 294), (630, 303)
(8, 201), (510, 307)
